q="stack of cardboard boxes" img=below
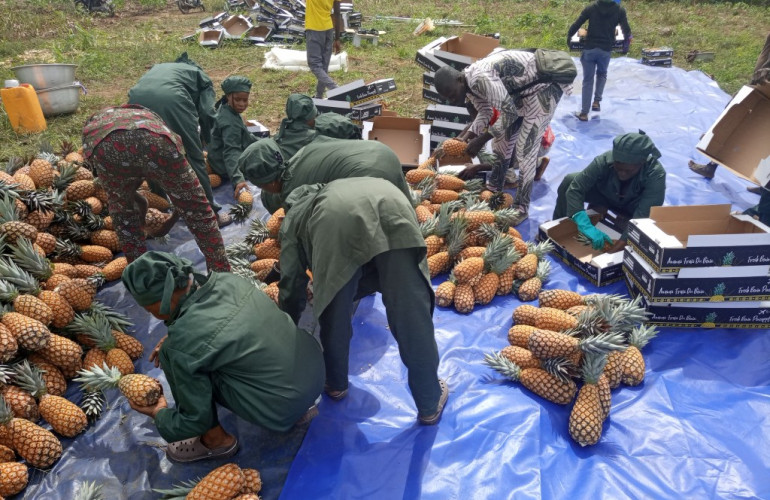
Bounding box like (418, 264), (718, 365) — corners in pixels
(313, 78), (396, 124)
(568, 26), (627, 52)
(623, 205), (770, 328)
(641, 47), (674, 67)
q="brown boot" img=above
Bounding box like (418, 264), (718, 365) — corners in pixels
(688, 160), (718, 179)
(535, 156), (549, 181)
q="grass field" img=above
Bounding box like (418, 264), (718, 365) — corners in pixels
(0, 0), (768, 159)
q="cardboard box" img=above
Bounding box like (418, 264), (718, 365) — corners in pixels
(424, 104), (471, 124)
(244, 25), (273, 43)
(430, 119), (466, 140)
(422, 86), (450, 105)
(351, 102), (383, 121)
(199, 29), (224, 48)
(696, 82), (770, 185)
(642, 47), (674, 58)
(313, 98), (351, 116)
(415, 37), (448, 72)
(433, 33), (500, 70)
(641, 57), (672, 67)
(538, 212), (624, 287)
(568, 26), (625, 52)
(221, 15), (252, 38)
(623, 245), (770, 303)
(245, 119), (270, 138)
(625, 205), (770, 273)
(326, 78), (397, 105)
(624, 274), (770, 329)
(362, 116), (430, 169)
(422, 71), (434, 88)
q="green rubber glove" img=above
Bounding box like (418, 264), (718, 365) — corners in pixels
(572, 210), (613, 250)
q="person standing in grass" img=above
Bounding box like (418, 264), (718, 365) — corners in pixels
(206, 76), (257, 203)
(567, 0), (631, 122)
(128, 53), (232, 227)
(305, 0), (342, 98)
(276, 178), (448, 425)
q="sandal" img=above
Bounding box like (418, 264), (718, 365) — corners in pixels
(217, 211), (233, 228)
(419, 378), (449, 425)
(166, 436), (239, 463)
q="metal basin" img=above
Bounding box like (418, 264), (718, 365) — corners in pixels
(11, 63), (77, 90)
(36, 83), (85, 117)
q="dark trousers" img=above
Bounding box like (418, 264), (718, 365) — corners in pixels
(318, 248), (441, 416)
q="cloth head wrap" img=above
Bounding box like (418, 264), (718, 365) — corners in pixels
(121, 251), (195, 315)
(221, 76), (252, 94)
(315, 113), (362, 139)
(612, 130), (661, 164)
(285, 94), (318, 122)
(238, 139), (285, 185)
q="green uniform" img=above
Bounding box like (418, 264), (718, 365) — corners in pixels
(128, 62), (220, 212)
(277, 178), (441, 416)
(553, 151), (666, 236)
(154, 272), (324, 442)
(207, 104), (256, 188)
(279, 136), (411, 207)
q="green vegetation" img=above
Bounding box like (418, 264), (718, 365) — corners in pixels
(0, 0), (768, 158)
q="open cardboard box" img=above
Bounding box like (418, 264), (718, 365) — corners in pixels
(362, 116), (430, 169)
(221, 15), (252, 38)
(415, 37), (448, 72)
(624, 274), (770, 329)
(433, 33), (500, 70)
(538, 211), (624, 286)
(626, 204), (770, 273)
(623, 245), (770, 303)
(199, 29), (224, 48)
(245, 119), (270, 138)
(245, 25), (273, 43)
(696, 82), (770, 185)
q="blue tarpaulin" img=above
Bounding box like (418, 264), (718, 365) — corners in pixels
(22, 58), (770, 499)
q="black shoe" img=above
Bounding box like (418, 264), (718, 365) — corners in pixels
(747, 185), (762, 195)
(591, 101), (601, 111)
(688, 160), (717, 179)
(576, 112), (588, 122)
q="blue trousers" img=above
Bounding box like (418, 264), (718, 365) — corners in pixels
(580, 48), (611, 114)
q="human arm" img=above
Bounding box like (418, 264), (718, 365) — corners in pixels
(221, 121), (248, 189)
(750, 33), (770, 85)
(195, 70), (217, 145)
(572, 210), (613, 250)
(151, 349), (219, 443)
(332, 1), (342, 54)
(630, 163), (666, 220)
(466, 67), (518, 157)
(567, 7), (590, 43)
(618, 8), (632, 44)
(564, 156), (608, 218)
(277, 227), (310, 324)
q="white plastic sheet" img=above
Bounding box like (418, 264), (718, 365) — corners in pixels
(262, 48), (348, 73)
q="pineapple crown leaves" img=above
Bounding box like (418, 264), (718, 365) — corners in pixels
(475, 222), (502, 244)
(70, 199), (94, 218)
(89, 302), (133, 333)
(244, 218), (270, 246)
(69, 313), (117, 351)
(0, 193), (21, 223)
(483, 351), (521, 381)
(458, 190), (479, 207)
(462, 178), (484, 194)
(483, 233), (516, 274)
(578, 331), (628, 355)
(153, 478), (201, 499)
(0, 364), (14, 384)
(37, 139), (56, 156)
(435, 201), (462, 238)
(0, 256), (41, 295)
(598, 295), (650, 333)
(580, 352), (608, 385)
(226, 241), (254, 260)
(55, 238), (84, 258)
(79, 388), (106, 423)
(0, 395), (14, 425)
(0, 182), (21, 200)
(74, 362), (123, 392)
(487, 191), (508, 210)
(534, 259), (551, 282)
(12, 360), (48, 399)
(52, 163), (80, 191)
(0, 279), (20, 303)
(466, 200), (491, 212)
(232, 267), (268, 290)
(83, 213), (105, 232)
(11, 236), (54, 281)
(492, 207), (522, 230)
(3, 157), (24, 175)
(445, 216), (468, 259)
(540, 357), (575, 383)
(20, 189), (55, 213)
(419, 216), (438, 238)
(73, 480), (104, 500)
(530, 239), (555, 259)
(228, 256), (252, 271)
(229, 202), (252, 223)
(628, 324), (658, 350)
(415, 176), (437, 204)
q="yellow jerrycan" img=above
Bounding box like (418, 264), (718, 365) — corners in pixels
(1, 81), (47, 133)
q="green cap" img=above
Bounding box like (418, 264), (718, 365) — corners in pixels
(238, 138), (285, 185)
(121, 251), (195, 315)
(612, 130), (661, 164)
(221, 75), (252, 94)
(285, 94), (318, 122)
(315, 113), (362, 139)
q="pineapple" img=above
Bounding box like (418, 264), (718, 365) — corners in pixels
(89, 229), (120, 251)
(54, 277), (97, 311)
(75, 362), (162, 407)
(39, 290), (76, 329)
(569, 352), (608, 447)
(0, 308), (51, 351)
(538, 290), (625, 311)
(36, 231), (57, 255)
(406, 168), (435, 185)
(14, 361), (87, 438)
(20, 190), (56, 231)
(189, 463), (246, 500)
(253, 238), (281, 260)
(484, 352), (577, 405)
(73, 480), (103, 500)
(266, 208), (285, 237)
(113, 331), (144, 360)
(0, 461), (28, 497)
(511, 304), (539, 326)
(604, 350), (625, 389)
(487, 190), (514, 209)
(0, 194), (38, 244)
(528, 328), (625, 360)
(464, 206), (519, 232)
(101, 257), (128, 282)
(69, 313), (134, 375)
(0, 324), (18, 363)
(0, 383), (39, 421)
(597, 372), (611, 420)
(440, 138), (468, 157)
(241, 468), (263, 495)
(514, 240), (553, 280)
(263, 282), (279, 304)
(507, 324), (538, 347)
(0, 279), (53, 326)
(55, 239), (113, 264)
(619, 324), (658, 386)
(427, 216), (466, 278)
(453, 283), (475, 314)
(420, 217), (444, 257)
(35, 333), (84, 371)
(209, 173), (223, 188)
(28, 156), (56, 189)
(250, 259), (278, 282)
(139, 189), (171, 211)
(74, 264), (103, 279)
(0, 396), (62, 469)
(435, 273), (456, 308)
(65, 179), (96, 201)
(0, 443), (13, 462)
(472, 273), (500, 306)
(26, 354), (67, 397)
(430, 189), (460, 204)
(534, 307), (579, 332)
(500, 345), (541, 370)
(517, 260), (551, 302)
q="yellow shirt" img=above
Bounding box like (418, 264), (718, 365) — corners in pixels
(305, 0), (334, 31)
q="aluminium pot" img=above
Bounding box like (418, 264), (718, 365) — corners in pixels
(36, 82), (87, 117)
(11, 63), (78, 90)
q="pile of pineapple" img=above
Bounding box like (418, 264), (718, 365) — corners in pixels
(406, 162), (556, 313)
(484, 291), (657, 447)
(156, 463), (263, 499)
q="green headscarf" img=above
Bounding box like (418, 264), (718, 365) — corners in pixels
(315, 113), (362, 140)
(121, 251), (196, 315)
(221, 75), (252, 95)
(285, 94), (317, 122)
(612, 130), (662, 164)
(238, 138), (286, 185)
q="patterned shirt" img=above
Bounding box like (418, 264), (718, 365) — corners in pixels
(82, 104), (184, 159)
